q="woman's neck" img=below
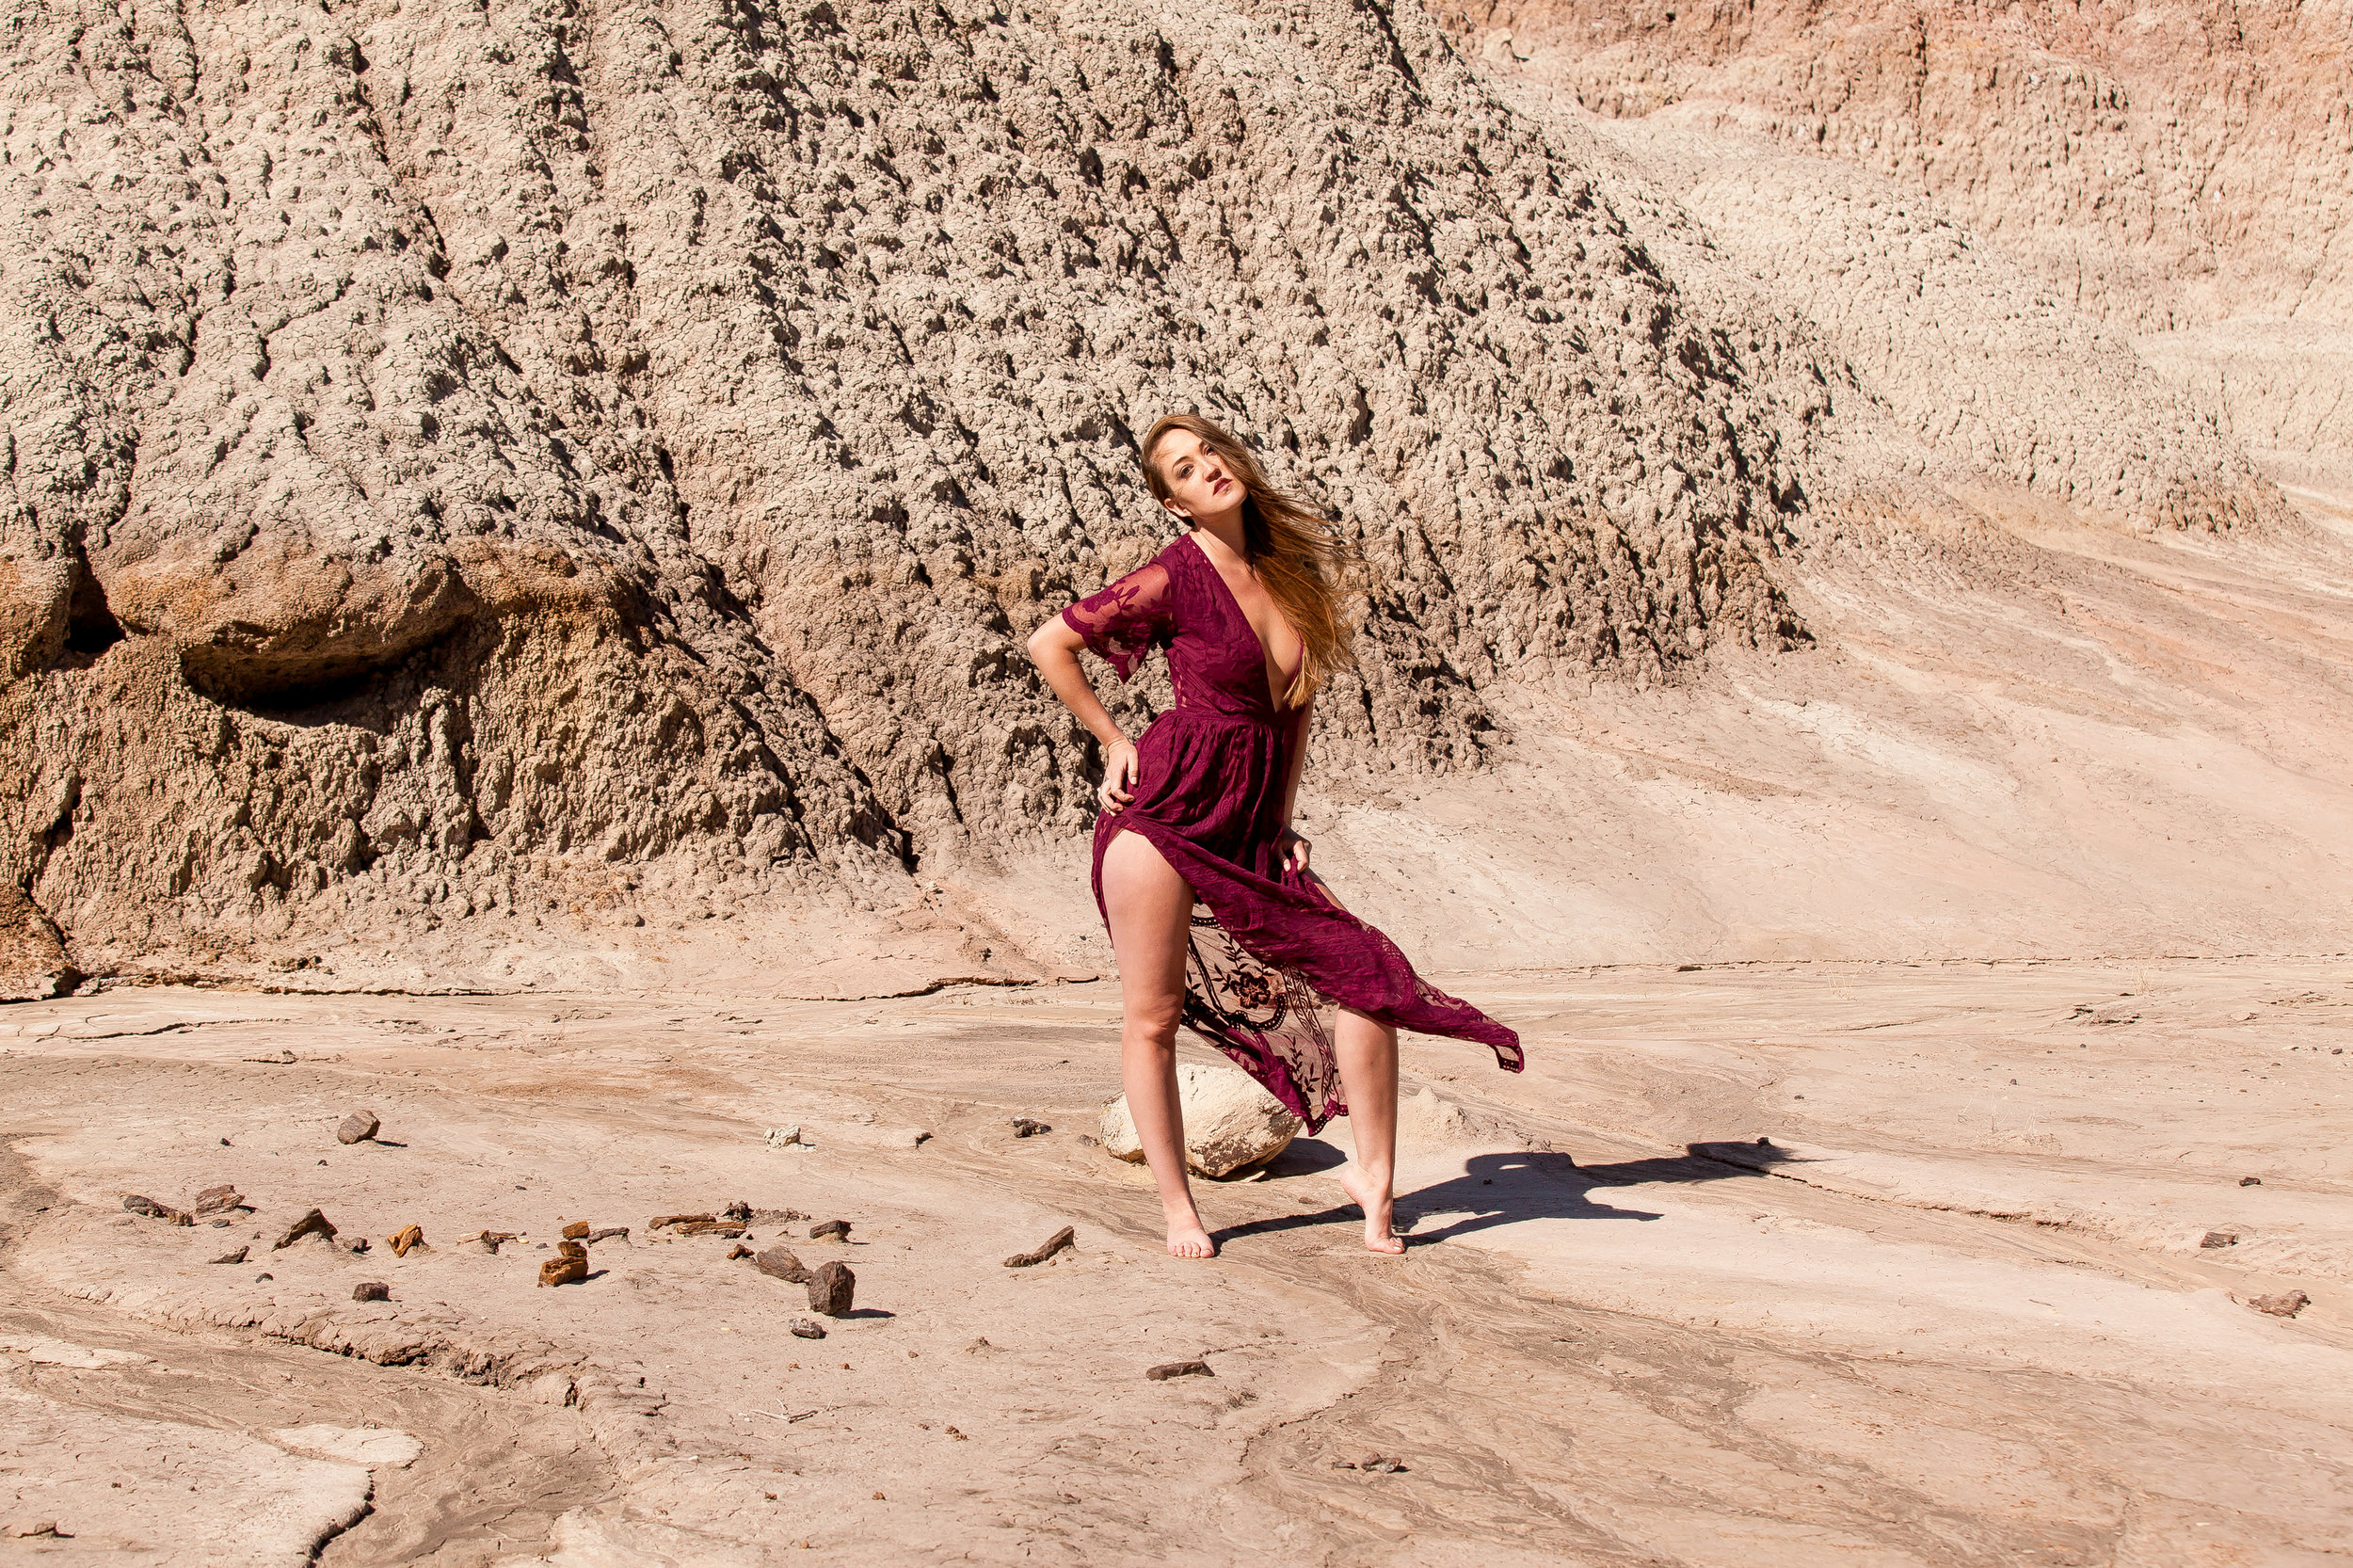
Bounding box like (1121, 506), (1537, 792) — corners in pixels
(1188, 512), (1252, 567)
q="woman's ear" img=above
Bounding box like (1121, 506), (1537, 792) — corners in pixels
(1160, 495), (1190, 520)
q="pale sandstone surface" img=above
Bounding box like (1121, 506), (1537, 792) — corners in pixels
(1453, 0), (2353, 501)
(0, 961), (2346, 1564)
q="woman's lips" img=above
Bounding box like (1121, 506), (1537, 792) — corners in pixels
(1211, 476), (1231, 493)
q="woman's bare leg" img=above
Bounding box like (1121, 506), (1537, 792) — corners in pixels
(1099, 829), (1215, 1258)
(1334, 1009), (1403, 1254)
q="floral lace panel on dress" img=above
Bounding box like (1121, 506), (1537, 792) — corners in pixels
(1179, 910), (1347, 1132)
(1059, 562), (1173, 682)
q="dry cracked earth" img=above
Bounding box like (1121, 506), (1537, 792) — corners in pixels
(4, 956), (2350, 1567)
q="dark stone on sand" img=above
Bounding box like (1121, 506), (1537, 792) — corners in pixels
(192, 1184), (243, 1214)
(336, 1112), (379, 1145)
(725, 1201), (753, 1223)
(1012, 1117), (1051, 1137)
(2241, 1176), (2264, 1187)
(273, 1208), (337, 1250)
(807, 1260), (856, 1317)
(1003, 1226), (1076, 1268)
(728, 1242), (753, 1260)
(2201, 1230), (2238, 1248)
(809, 1219), (851, 1241)
(1145, 1360), (1213, 1382)
(586, 1226), (630, 1244)
(122, 1194), (192, 1225)
(353, 1281), (390, 1302)
(756, 1246), (812, 1284)
(2250, 1289), (2310, 1318)
(561, 1221), (591, 1240)
(790, 1318), (827, 1339)
(209, 1246), (248, 1265)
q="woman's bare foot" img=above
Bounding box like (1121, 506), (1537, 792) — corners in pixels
(1337, 1162), (1405, 1255)
(1165, 1211), (1218, 1258)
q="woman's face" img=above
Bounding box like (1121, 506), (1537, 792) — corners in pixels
(1152, 430), (1245, 525)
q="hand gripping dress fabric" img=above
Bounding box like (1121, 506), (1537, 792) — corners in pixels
(1061, 534), (1523, 1133)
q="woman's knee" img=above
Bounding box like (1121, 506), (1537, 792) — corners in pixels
(1123, 992), (1185, 1047)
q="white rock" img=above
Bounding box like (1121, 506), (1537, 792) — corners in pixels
(266, 1424), (424, 1469)
(1099, 1064), (1301, 1178)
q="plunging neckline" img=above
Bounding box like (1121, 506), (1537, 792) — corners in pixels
(1183, 531), (1302, 712)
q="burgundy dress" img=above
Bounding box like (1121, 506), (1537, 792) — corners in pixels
(1061, 532), (1524, 1132)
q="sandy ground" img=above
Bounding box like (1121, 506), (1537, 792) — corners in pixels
(2, 956), (2346, 1565)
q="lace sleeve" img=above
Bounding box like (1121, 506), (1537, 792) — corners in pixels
(1059, 562), (1174, 682)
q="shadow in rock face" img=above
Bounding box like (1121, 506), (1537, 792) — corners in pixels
(1212, 1140), (1807, 1249)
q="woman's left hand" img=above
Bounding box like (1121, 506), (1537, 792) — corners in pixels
(1277, 827), (1311, 874)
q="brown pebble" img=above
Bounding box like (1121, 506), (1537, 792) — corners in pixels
(757, 1245), (812, 1284)
(1145, 1360), (1213, 1382)
(1003, 1225), (1077, 1269)
(2249, 1289), (2310, 1318)
(2200, 1231), (2238, 1249)
(192, 1184), (244, 1214)
(872, 1492), (886, 1501)
(586, 1226), (630, 1244)
(809, 1219), (851, 1241)
(562, 1220), (591, 1240)
(1012, 1117), (1051, 1137)
(336, 1111), (379, 1145)
(539, 1243), (589, 1288)
(677, 1219), (746, 1238)
(649, 1213), (715, 1232)
(388, 1224), (426, 1257)
(807, 1260), (856, 1317)
(209, 1247), (248, 1265)
(728, 1243), (754, 1260)
(2240, 1176), (2263, 1187)
(789, 1318), (827, 1339)
(121, 1194), (193, 1225)
(273, 1208), (338, 1250)
(353, 1282), (390, 1303)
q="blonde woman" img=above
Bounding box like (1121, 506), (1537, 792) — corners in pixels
(1027, 415), (1522, 1259)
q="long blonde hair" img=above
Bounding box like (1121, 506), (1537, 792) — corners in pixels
(1141, 414), (1354, 706)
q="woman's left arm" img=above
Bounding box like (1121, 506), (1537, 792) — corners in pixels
(1277, 696), (1315, 873)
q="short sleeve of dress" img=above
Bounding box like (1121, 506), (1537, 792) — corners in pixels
(1059, 561), (1174, 682)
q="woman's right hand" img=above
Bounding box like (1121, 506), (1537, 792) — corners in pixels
(1099, 739), (1140, 812)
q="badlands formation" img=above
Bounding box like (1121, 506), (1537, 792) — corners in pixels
(3, 0), (2351, 1563)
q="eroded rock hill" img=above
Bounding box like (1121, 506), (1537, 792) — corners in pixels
(0, 0), (2294, 990)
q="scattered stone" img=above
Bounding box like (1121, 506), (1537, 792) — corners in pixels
(344, 1237), (372, 1255)
(255, 1272), (273, 1282)
(121, 1193), (193, 1225)
(766, 1125), (807, 1149)
(682, 1220), (746, 1237)
(273, 1208), (338, 1250)
(649, 1213), (715, 1231)
(209, 1219), (232, 1228)
(1145, 1360), (1213, 1382)
(585, 1226), (630, 1244)
(210, 1246), (249, 1265)
(789, 1318), (827, 1339)
(1101, 1064), (1301, 1177)
(2201, 1231), (2239, 1249)
(336, 1111), (380, 1145)
(243, 1049), (296, 1064)
(8, 1519), (66, 1539)
(1012, 1117), (1051, 1137)
(806, 1260), (856, 1317)
(539, 1241), (590, 1288)
(2241, 1176), (2264, 1187)
(747, 1208), (809, 1224)
(728, 1242), (754, 1259)
(353, 1282), (391, 1303)
(725, 1201), (754, 1223)
(561, 1220), (591, 1239)
(2249, 1290), (2310, 1318)
(1077, 1134), (1099, 1147)
(809, 1219), (851, 1241)
(1003, 1226), (1076, 1269)
(756, 1246), (812, 1284)
(1347, 1456), (1407, 1473)
(457, 1230), (518, 1256)
(192, 1184), (244, 1214)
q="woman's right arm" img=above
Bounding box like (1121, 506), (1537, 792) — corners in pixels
(1027, 616), (1141, 812)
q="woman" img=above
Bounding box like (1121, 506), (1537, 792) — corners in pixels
(1026, 414), (1523, 1259)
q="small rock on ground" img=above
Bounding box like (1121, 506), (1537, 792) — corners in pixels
(1012, 1117), (1051, 1137)
(353, 1282), (390, 1302)
(807, 1260), (855, 1316)
(2250, 1290), (2310, 1318)
(336, 1112), (379, 1144)
(273, 1208), (337, 1249)
(789, 1318), (827, 1339)
(757, 1246), (811, 1283)
(809, 1219), (851, 1241)
(2201, 1231), (2239, 1248)
(1003, 1225), (1076, 1268)
(209, 1246), (248, 1265)
(1145, 1360), (1213, 1381)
